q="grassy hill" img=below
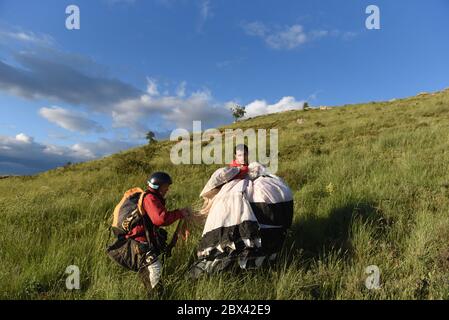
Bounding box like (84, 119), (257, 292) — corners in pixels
(1, 89), (449, 300)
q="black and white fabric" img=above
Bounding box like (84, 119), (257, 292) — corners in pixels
(190, 163), (293, 277)
(199, 166), (241, 199)
(247, 166), (294, 259)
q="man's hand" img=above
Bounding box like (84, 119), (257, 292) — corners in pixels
(180, 207), (191, 218)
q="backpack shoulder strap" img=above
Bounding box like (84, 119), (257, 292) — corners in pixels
(137, 189), (157, 216)
(138, 189), (166, 215)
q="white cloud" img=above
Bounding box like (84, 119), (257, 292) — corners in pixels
(265, 25), (308, 49)
(0, 134), (84, 174)
(196, 0), (213, 32)
(243, 22), (331, 50)
(307, 90), (322, 102)
(15, 133), (33, 143)
(176, 81), (187, 97)
(71, 143), (96, 159)
(243, 96), (305, 118)
(216, 57), (246, 69)
(0, 29), (55, 47)
(146, 77), (160, 96)
(112, 87), (232, 134)
(200, 0), (212, 20)
(0, 52), (141, 112)
(39, 106), (104, 133)
(309, 30), (329, 39)
(243, 22), (268, 37)
(0, 133), (137, 175)
(71, 138), (137, 159)
(342, 31), (358, 40)
(329, 29), (359, 40)
(0, 24), (140, 112)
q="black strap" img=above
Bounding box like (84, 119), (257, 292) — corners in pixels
(164, 219), (183, 258)
(142, 215), (156, 248)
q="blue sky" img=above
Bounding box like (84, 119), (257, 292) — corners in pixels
(1, 0), (448, 174)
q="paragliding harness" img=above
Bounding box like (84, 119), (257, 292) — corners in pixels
(106, 187), (182, 272)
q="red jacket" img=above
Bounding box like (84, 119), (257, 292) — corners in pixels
(230, 159), (249, 179)
(126, 188), (184, 243)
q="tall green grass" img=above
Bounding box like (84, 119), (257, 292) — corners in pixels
(1, 90), (449, 299)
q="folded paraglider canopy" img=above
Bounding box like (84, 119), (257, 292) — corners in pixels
(189, 162), (294, 278)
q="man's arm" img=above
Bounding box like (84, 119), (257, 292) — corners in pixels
(144, 195), (185, 227)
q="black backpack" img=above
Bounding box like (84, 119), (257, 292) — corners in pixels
(111, 187), (148, 237)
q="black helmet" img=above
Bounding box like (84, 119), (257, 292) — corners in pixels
(147, 171), (173, 190)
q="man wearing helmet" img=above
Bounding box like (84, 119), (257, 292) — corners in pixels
(125, 171), (190, 296)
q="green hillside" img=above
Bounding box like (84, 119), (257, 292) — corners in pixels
(1, 89), (449, 299)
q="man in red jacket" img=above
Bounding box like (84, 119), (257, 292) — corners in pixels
(126, 172), (188, 243)
(127, 172), (190, 295)
(229, 144), (249, 179)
